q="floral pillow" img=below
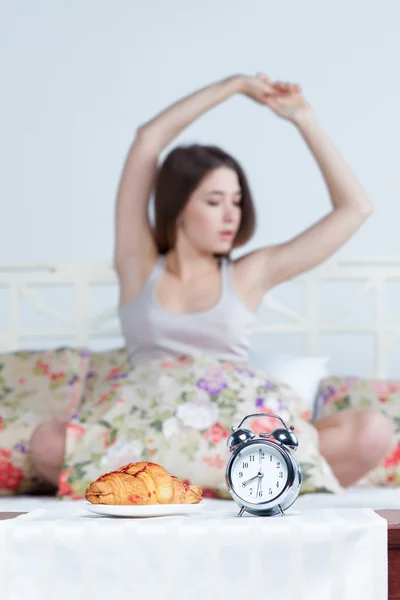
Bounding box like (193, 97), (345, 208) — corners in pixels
(59, 353), (344, 500)
(83, 347), (132, 397)
(0, 347), (90, 495)
(315, 376), (400, 486)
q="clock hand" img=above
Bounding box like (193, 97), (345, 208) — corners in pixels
(242, 473), (259, 486)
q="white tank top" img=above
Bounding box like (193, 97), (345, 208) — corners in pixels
(118, 255), (257, 367)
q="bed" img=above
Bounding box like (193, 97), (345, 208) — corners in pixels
(0, 254), (399, 378)
(0, 254), (400, 597)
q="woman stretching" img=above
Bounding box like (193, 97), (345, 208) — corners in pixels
(30, 73), (392, 491)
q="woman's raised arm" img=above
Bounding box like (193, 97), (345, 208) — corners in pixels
(113, 129), (160, 272)
(113, 74), (277, 272)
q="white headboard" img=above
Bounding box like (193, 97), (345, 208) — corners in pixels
(0, 256), (399, 379)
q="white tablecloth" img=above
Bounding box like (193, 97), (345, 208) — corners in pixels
(0, 499), (387, 600)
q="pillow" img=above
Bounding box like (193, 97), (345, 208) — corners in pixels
(84, 347), (132, 394)
(248, 353), (329, 413)
(315, 375), (400, 486)
(59, 353), (343, 500)
(0, 347), (90, 495)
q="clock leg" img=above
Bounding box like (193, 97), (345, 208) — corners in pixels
(277, 504), (285, 517)
(237, 506), (246, 517)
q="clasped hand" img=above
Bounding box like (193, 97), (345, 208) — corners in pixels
(239, 72), (314, 124)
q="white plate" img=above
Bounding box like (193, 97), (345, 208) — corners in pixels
(86, 501), (204, 518)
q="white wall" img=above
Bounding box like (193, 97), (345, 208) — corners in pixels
(2, 0), (399, 264)
(1, 1), (399, 378)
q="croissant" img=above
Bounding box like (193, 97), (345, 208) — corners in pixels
(85, 461), (203, 506)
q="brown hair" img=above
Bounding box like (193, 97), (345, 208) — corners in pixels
(154, 144), (256, 255)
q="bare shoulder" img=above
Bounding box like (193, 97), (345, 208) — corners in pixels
(232, 248), (274, 292)
(115, 247), (159, 306)
(230, 248), (275, 312)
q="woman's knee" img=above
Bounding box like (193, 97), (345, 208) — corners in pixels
(351, 409), (393, 469)
(29, 418), (68, 484)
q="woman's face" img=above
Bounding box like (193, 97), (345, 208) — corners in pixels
(177, 167), (242, 254)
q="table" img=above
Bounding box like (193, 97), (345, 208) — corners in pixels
(1, 509), (398, 599)
(376, 511), (400, 600)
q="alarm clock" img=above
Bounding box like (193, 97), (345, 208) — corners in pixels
(225, 412), (302, 517)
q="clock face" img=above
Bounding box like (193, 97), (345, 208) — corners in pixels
(230, 442), (289, 504)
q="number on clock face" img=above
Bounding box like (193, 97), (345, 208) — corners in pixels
(231, 443), (289, 504)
